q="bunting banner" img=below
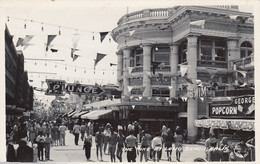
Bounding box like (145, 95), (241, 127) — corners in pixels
(130, 96), (134, 99)
(165, 97), (170, 101)
(51, 48), (58, 53)
(168, 86), (173, 89)
(152, 61), (162, 74)
(24, 35), (34, 45)
(155, 97), (161, 101)
(169, 100), (172, 105)
(72, 34), (80, 50)
(190, 20), (205, 29)
(128, 67), (134, 74)
(127, 86), (133, 92)
(110, 63), (117, 67)
(207, 68), (218, 79)
(184, 77), (193, 84)
(16, 38), (24, 47)
(71, 48), (79, 59)
(132, 105), (135, 109)
(181, 97), (188, 102)
(229, 15), (240, 20)
(100, 32), (109, 43)
(147, 97), (151, 100)
(140, 86), (145, 92)
(94, 53), (107, 67)
(46, 35), (57, 51)
(73, 54), (80, 62)
(200, 97), (204, 102)
(236, 70), (247, 78)
(180, 65), (189, 77)
(129, 30), (135, 37)
(41, 81), (45, 88)
(138, 96), (142, 100)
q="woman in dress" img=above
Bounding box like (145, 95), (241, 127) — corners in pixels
(174, 126), (183, 162)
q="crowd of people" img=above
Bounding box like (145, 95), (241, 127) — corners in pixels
(204, 130), (255, 162)
(6, 117), (255, 162)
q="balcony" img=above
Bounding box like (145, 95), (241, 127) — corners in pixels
(197, 60), (228, 68)
(117, 8), (173, 25)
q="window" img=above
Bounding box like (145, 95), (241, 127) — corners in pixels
(200, 38), (212, 61)
(153, 46), (170, 65)
(179, 41), (187, 63)
(135, 48), (143, 66)
(240, 41), (253, 58)
(214, 40), (226, 62)
(131, 89), (143, 95)
(152, 88), (170, 97)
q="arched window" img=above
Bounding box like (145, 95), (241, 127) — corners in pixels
(240, 41), (253, 58)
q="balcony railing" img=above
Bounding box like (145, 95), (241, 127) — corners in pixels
(197, 60), (228, 68)
(118, 8), (172, 25)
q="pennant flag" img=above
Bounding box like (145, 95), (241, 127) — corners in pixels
(190, 20), (206, 29)
(184, 77), (193, 84)
(169, 100), (172, 105)
(138, 96), (142, 100)
(200, 97), (204, 102)
(16, 38), (24, 47)
(110, 63), (117, 67)
(155, 97), (161, 101)
(236, 70), (247, 78)
(132, 105), (135, 109)
(165, 97), (170, 101)
(140, 86), (145, 92)
(158, 73), (164, 84)
(229, 15), (240, 20)
(72, 34), (80, 49)
(181, 97), (188, 102)
(152, 61), (162, 74)
(168, 86), (173, 89)
(129, 30), (135, 37)
(73, 54), (80, 62)
(127, 86), (133, 92)
(128, 67), (134, 74)
(71, 48), (79, 59)
(51, 48), (58, 53)
(46, 35), (57, 51)
(147, 97), (151, 100)
(24, 35), (34, 45)
(207, 68), (218, 79)
(94, 53), (107, 67)
(130, 96), (134, 99)
(100, 32), (109, 43)
(180, 65), (189, 77)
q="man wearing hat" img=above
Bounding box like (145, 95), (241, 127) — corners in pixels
(16, 138), (33, 162)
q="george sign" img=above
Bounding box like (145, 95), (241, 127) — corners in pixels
(45, 79), (104, 96)
(209, 95), (255, 118)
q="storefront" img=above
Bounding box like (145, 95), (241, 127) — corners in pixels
(195, 95), (255, 142)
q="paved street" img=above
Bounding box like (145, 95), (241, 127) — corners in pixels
(44, 131), (206, 162)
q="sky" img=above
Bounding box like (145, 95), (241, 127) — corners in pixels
(2, 0), (256, 107)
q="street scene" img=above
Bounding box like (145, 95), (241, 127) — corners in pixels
(4, 1), (255, 163)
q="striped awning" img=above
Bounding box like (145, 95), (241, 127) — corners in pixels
(194, 119), (254, 131)
(68, 110), (77, 117)
(72, 111), (89, 119)
(81, 110), (112, 120)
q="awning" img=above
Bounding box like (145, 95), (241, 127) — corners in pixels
(81, 110), (112, 120)
(194, 119), (254, 131)
(72, 111), (89, 119)
(68, 110), (77, 117)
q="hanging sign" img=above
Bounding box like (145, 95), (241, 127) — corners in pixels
(209, 95), (255, 118)
(45, 79), (104, 95)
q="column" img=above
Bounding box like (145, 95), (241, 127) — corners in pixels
(169, 43), (179, 98)
(186, 35), (199, 142)
(123, 48), (131, 96)
(116, 51), (123, 89)
(227, 38), (239, 68)
(142, 44), (152, 97)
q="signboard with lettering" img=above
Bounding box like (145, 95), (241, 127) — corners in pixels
(209, 95), (255, 118)
(45, 79), (104, 96)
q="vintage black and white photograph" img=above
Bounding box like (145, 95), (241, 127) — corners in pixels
(3, 0), (256, 162)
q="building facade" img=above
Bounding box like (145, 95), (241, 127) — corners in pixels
(112, 6), (254, 141)
(5, 25), (34, 121)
